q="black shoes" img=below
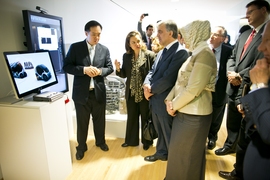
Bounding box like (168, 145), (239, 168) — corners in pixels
(143, 144), (150, 150)
(144, 155), (167, 162)
(207, 140), (216, 150)
(121, 143), (129, 147)
(76, 151), (85, 160)
(215, 147), (235, 156)
(219, 171), (242, 180)
(97, 143), (109, 151)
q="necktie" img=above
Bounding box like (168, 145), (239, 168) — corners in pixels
(156, 48), (167, 68)
(148, 37), (152, 50)
(240, 29), (256, 60)
(212, 48), (216, 54)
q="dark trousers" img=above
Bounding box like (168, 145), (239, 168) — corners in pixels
(74, 90), (106, 152)
(125, 93), (153, 146)
(224, 97), (242, 149)
(208, 101), (226, 141)
(166, 113), (212, 180)
(233, 119), (251, 178)
(152, 110), (173, 158)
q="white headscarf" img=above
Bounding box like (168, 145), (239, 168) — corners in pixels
(180, 20), (211, 51)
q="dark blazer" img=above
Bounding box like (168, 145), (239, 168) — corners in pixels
(63, 40), (113, 104)
(144, 42), (189, 116)
(240, 82), (270, 180)
(226, 27), (264, 101)
(213, 44), (233, 105)
(116, 50), (156, 100)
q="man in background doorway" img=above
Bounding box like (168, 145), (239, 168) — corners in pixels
(138, 13), (154, 50)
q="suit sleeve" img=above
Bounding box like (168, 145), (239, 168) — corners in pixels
(116, 54), (127, 78)
(99, 47), (114, 77)
(241, 87), (270, 144)
(63, 43), (85, 76)
(137, 21), (144, 37)
(151, 49), (188, 95)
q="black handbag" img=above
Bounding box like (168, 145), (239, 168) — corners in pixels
(143, 110), (158, 141)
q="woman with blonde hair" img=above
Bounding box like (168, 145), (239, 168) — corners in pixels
(114, 31), (156, 150)
(164, 20), (217, 180)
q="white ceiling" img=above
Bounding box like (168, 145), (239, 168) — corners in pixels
(110, 0), (249, 27)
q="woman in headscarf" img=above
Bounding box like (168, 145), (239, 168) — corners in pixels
(114, 31), (156, 150)
(164, 20), (217, 180)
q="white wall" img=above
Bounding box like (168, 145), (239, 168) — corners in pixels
(0, 0), (138, 99)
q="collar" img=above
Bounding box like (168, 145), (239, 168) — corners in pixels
(86, 40), (96, 50)
(214, 44), (222, 53)
(165, 39), (178, 50)
(253, 19), (269, 34)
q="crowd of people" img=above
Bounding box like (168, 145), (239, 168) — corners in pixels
(63, 0), (270, 179)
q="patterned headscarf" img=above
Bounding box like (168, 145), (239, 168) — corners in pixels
(180, 20), (211, 51)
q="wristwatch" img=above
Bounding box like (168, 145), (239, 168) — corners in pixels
(250, 83), (268, 91)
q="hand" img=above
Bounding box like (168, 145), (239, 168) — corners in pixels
(227, 71), (242, 86)
(166, 100), (176, 117)
(85, 66), (100, 77)
(140, 14), (145, 21)
(143, 84), (153, 100)
(114, 59), (121, 71)
(250, 58), (270, 84)
(237, 104), (245, 118)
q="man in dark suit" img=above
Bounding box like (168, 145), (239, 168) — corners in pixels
(241, 22), (270, 179)
(137, 14), (154, 50)
(207, 26), (233, 150)
(218, 1), (270, 180)
(215, 0), (269, 157)
(63, 20), (113, 160)
(143, 20), (189, 162)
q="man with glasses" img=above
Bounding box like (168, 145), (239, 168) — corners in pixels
(218, 0), (270, 179)
(207, 26), (233, 150)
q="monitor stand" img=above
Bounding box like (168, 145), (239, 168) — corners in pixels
(0, 95), (22, 104)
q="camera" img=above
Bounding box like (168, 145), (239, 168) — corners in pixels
(143, 13), (149, 16)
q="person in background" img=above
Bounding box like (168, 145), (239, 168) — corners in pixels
(151, 36), (164, 54)
(241, 21), (270, 180)
(216, 0), (269, 157)
(114, 31), (156, 150)
(239, 25), (251, 35)
(177, 28), (184, 46)
(218, 1), (270, 179)
(138, 14), (154, 50)
(143, 20), (189, 162)
(63, 20), (113, 160)
(207, 26), (233, 150)
(224, 34), (233, 47)
(164, 20), (217, 180)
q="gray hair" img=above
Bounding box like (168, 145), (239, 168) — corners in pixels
(158, 20), (178, 39)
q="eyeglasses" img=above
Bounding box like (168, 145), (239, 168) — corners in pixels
(211, 33), (224, 37)
(246, 8), (259, 15)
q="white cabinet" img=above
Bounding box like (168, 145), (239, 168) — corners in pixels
(0, 98), (72, 180)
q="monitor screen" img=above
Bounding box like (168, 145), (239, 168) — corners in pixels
(22, 10), (69, 93)
(3, 51), (58, 99)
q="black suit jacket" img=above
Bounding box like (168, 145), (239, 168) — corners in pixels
(240, 81), (270, 178)
(144, 42), (189, 116)
(212, 44), (233, 105)
(226, 26), (265, 104)
(116, 50), (156, 100)
(63, 40), (113, 104)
